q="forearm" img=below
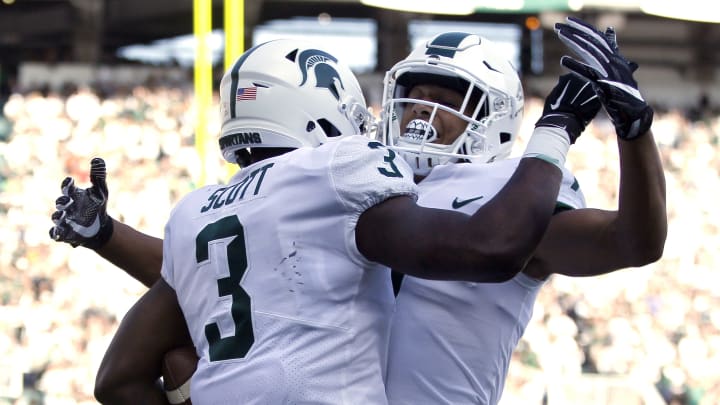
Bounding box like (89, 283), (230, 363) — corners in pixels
(465, 157), (562, 276)
(491, 158), (563, 249)
(527, 130), (667, 278)
(95, 219), (164, 288)
(360, 159), (561, 283)
(615, 129), (667, 263)
(95, 280), (189, 405)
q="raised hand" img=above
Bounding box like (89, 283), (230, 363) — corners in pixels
(49, 158), (114, 249)
(535, 73), (601, 144)
(555, 16), (653, 140)
(523, 73), (600, 169)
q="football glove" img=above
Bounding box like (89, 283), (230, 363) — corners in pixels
(535, 73), (601, 144)
(555, 16), (653, 140)
(49, 158), (114, 249)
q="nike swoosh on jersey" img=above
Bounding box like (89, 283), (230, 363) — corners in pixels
(550, 81), (570, 110)
(451, 195), (484, 209)
(69, 215), (101, 237)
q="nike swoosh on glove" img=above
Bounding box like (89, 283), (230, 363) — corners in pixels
(535, 73), (601, 144)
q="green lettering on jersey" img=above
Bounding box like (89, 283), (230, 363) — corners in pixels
(367, 141), (403, 178)
(196, 215), (254, 361)
(200, 163), (275, 213)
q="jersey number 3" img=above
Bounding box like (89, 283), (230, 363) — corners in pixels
(368, 141), (403, 178)
(196, 215), (254, 361)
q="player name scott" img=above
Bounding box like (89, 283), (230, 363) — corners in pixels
(200, 163), (274, 213)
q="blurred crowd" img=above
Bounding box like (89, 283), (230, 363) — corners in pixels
(0, 84), (718, 404)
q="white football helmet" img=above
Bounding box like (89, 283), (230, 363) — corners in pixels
(219, 39), (372, 164)
(379, 32), (524, 176)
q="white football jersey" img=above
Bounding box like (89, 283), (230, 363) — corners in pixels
(160, 135), (417, 405)
(386, 157), (585, 405)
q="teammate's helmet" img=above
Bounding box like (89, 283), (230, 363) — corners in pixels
(219, 39), (372, 163)
(379, 32), (524, 175)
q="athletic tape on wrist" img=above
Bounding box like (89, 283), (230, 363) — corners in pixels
(165, 378), (191, 404)
(522, 126), (571, 169)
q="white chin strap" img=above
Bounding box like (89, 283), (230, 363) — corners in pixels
(396, 119), (453, 176)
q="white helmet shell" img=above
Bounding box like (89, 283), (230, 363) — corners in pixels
(379, 32), (524, 175)
(219, 39), (372, 163)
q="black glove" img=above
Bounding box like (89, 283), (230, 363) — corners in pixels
(535, 73), (601, 144)
(49, 158), (114, 249)
(555, 16), (653, 140)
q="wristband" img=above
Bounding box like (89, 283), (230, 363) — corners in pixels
(166, 377), (191, 405)
(522, 126), (571, 170)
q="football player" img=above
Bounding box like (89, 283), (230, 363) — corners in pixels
(61, 38), (586, 403)
(383, 18), (666, 404)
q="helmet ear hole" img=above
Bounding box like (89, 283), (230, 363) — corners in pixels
(317, 119), (342, 137)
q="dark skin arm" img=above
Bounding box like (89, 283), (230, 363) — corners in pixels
(96, 157), (563, 284)
(357, 157), (562, 282)
(524, 129), (667, 279)
(94, 279), (192, 405)
(96, 219), (163, 288)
